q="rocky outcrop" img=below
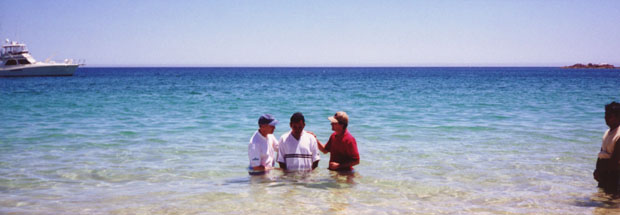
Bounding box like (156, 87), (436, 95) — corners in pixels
(562, 63), (616, 69)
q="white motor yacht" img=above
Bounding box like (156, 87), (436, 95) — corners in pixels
(0, 39), (80, 77)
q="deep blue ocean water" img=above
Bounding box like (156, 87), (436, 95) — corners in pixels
(1, 67), (620, 214)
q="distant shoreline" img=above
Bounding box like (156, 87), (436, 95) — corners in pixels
(561, 63), (617, 69)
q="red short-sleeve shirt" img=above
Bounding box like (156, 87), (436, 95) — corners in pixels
(324, 130), (360, 171)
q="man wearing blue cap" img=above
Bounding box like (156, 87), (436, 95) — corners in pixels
(248, 114), (279, 175)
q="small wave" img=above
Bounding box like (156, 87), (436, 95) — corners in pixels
(118, 131), (138, 136)
(432, 125), (496, 132)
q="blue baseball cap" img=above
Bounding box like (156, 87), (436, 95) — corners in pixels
(258, 114), (278, 126)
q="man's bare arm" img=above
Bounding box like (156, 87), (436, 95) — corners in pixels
(307, 131), (328, 154)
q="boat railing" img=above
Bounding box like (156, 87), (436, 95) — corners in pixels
(60, 58), (86, 66)
(77, 59), (86, 66)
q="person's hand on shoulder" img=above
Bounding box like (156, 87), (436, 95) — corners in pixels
(306, 131), (316, 138)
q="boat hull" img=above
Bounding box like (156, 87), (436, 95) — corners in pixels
(0, 64), (78, 77)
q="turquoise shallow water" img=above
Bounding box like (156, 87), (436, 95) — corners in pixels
(1, 67), (620, 214)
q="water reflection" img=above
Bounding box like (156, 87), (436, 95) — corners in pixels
(329, 170), (359, 184)
(574, 191), (620, 214)
(243, 169), (360, 191)
(326, 184), (352, 214)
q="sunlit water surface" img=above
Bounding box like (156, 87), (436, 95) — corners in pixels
(1, 67), (620, 214)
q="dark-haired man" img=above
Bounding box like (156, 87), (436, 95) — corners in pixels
(315, 111), (360, 171)
(277, 112), (320, 171)
(594, 101), (620, 194)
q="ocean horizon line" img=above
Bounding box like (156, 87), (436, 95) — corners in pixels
(80, 65), (572, 69)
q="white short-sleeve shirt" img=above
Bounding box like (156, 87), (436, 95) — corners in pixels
(248, 130), (278, 168)
(277, 130), (320, 171)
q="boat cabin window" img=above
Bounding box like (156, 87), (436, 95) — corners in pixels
(4, 46), (27, 54)
(18, 59), (30, 64)
(5, 60), (17, 66)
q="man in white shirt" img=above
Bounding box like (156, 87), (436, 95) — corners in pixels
(248, 114), (279, 175)
(277, 112), (320, 171)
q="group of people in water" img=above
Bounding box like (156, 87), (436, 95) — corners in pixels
(248, 111), (359, 175)
(246, 102), (620, 195)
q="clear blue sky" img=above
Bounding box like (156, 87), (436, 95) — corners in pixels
(2, 0), (619, 67)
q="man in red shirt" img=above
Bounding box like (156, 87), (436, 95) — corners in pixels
(314, 111), (360, 171)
